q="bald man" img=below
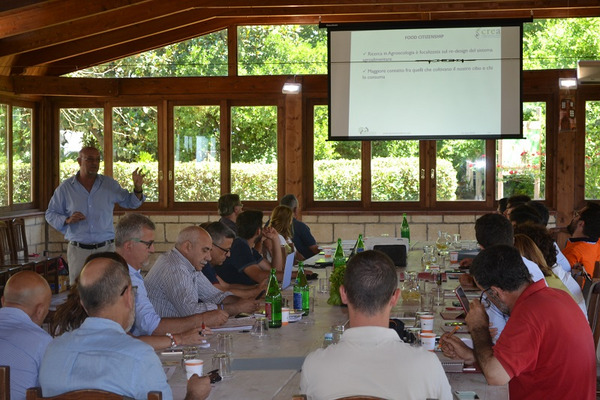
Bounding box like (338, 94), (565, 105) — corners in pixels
(39, 257), (211, 400)
(0, 271), (52, 400)
(145, 225), (259, 318)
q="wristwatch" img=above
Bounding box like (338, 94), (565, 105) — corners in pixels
(165, 332), (176, 348)
(134, 187), (143, 194)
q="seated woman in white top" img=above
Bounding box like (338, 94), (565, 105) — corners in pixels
(263, 205), (295, 267)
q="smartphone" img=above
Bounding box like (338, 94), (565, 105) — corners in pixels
(455, 285), (470, 314)
(255, 289), (266, 300)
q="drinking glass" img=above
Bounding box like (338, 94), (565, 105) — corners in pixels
(212, 353), (232, 378)
(250, 317), (269, 338)
(216, 333), (233, 356)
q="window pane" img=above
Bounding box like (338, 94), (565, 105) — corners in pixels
(113, 106), (158, 201)
(0, 104), (7, 206)
(585, 101), (600, 199)
(231, 106), (277, 201)
(313, 105), (361, 201)
(67, 30), (228, 78)
(59, 108), (104, 181)
(437, 140), (485, 201)
(238, 25), (327, 75)
(174, 106), (220, 202)
(12, 106), (32, 204)
(496, 102), (546, 200)
(371, 141), (419, 201)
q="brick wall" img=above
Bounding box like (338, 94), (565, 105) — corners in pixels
(23, 212), (556, 271)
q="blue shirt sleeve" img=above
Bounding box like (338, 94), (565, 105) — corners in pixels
(129, 267), (161, 336)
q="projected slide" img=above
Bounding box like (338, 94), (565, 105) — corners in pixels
(329, 22), (523, 140)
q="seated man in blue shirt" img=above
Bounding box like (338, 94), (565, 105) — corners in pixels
(0, 271), (52, 400)
(39, 256), (211, 400)
(280, 194), (319, 260)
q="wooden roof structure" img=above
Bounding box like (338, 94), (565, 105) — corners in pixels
(1, 0), (599, 78)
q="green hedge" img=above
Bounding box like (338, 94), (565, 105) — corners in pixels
(52, 158), (458, 202)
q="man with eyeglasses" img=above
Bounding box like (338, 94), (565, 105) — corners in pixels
(562, 202), (600, 278)
(115, 214), (228, 347)
(46, 146), (146, 285)
(440, 245), (595, 400)
(145, 225), (260, 319)
(200, 222), (266, 299)
(218, 193), (243, 235)
(39, 256), (211, 400)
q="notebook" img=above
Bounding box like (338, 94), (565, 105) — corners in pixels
(281, 252), (295, 290)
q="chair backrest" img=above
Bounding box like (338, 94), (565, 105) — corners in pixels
(0, 365), (9, 400)
(26, 388), (161, 400)
(0, 221), (13, 262)
(585, 280), (600, 349)
(10, 218), (29, 260)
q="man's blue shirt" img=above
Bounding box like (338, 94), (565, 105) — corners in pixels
(39, 317), (172, 400)
(128, 265), (161, 336)
(292, 218), (317, 259)
(0, 307), (52, 400)
(45, 173), (144, 243)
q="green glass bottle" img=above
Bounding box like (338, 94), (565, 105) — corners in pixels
(265, 268), (282, 328)
(356, 234), (365, 253)
(333, 238), (345, 270)
(401, 213), (410, 243)
(293, 261), (310, 316)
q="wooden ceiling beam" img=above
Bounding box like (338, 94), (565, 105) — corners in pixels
(0, 0), (204, 58)
(0, 0), (153, 38)
(38, 18), (237, 77)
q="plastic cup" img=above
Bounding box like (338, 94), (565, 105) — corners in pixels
(212, 353), (232, 378)
(184, 359), (204, 380)
(251, 317), (268, 337)
(323, 247), (333, 258)
(216, 333), (233, 356)
(421, 332), (436, 351)
(420, 313), (434, 332)
(282, 308), (290, 325)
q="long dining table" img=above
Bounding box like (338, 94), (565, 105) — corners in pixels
(162, 242), (509, 400)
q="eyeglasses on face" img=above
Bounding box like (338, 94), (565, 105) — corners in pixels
(132, 238), (154, 249)
(479, 287), (492, 309)
(213, 242), (231, 255)
(120, 285), (138, 296)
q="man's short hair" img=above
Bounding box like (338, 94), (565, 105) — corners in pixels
(475, 213), (514, 248)
(115, 213), (155, 247)
(79, 256), (131, 315)
(218, 194), (240, 216)
(470, 245), (531, 292)
(204, 221), (236, 244)
(280, 194), (298, 210)
(343, 250), (397, 315)
(508, 204), (543, 226)
(581, 202), (600, 238)
(236, 210), (263, 239)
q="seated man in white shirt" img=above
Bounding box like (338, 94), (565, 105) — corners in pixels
(145, 225), (259, 318)
(300, 250), (452, 400)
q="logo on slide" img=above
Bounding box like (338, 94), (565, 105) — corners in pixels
(359, 127), (370, 135)
(475, 28), (501, 40)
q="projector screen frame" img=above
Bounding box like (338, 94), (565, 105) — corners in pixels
(322, 18), (530, 141)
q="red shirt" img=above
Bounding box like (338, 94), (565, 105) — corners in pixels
(494, 280), (596, 400)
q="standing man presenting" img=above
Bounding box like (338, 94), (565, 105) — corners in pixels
(46, 146), (146, 285)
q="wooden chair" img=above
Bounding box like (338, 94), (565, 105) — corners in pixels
(0, 365), (9, 400)
(9, 218), (62, 293)
(585, 279), (600, 350)
(0, 220), (22, 277)
(26, 388), (162, 400)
